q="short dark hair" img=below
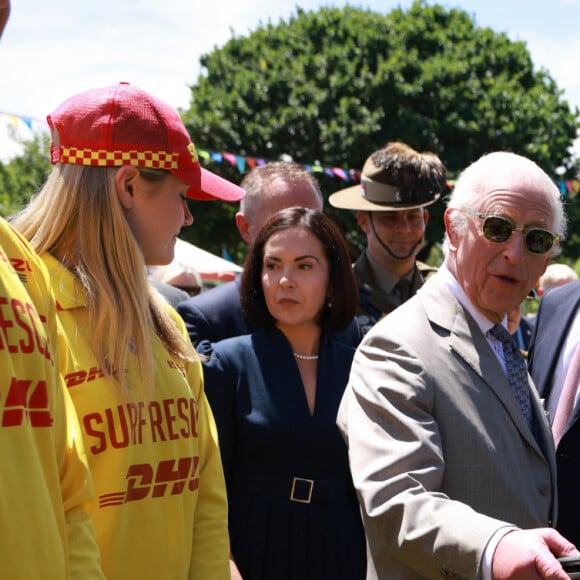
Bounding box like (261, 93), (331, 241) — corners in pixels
(371, 141), (447, 202)
(241, 207), (357, 331)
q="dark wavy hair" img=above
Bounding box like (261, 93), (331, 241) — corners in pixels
(241, 207), (357, 332)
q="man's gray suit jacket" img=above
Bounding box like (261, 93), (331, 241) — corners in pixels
(337, 272), (557, 580)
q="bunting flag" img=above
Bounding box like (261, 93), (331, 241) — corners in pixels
(0, 111), (47, 135)
(198, 146), (360, 183)
(2, 111), (580, 192)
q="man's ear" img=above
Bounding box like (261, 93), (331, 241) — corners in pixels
(423, 208), (430, 226)
(356, 211), (371, 234)
(235, 212), (252, 244)
(444, 208), (459, 252)
(115, 166), (140, 210)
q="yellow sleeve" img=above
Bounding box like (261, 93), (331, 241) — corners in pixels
(56, 382), (103, 579)
(189, 363), (230, 580)
(169, 304), (230, 580)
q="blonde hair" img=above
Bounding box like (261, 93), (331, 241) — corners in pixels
(12, 164), (197, 398)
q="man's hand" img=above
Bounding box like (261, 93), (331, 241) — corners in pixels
(493, 528), (579, 579)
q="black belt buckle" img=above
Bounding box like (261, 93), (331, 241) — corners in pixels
(290, 477), (314, 503)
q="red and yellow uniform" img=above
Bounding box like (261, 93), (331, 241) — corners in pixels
(43, 253), (229, 580)
(0, 219), (103, 579)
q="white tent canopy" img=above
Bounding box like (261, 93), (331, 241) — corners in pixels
(171, 238), (242, 283)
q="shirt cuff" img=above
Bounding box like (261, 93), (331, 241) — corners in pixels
(481, 526), (518, 580)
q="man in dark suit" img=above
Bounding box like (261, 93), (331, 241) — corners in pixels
(338, 152), (577, 578)
(528, 278), (580, 547)
(177, 161), (324, 345)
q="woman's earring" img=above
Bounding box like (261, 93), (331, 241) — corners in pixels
(326, 297), (333, 309)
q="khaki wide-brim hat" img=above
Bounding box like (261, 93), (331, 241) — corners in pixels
(329, 155), (440, 211)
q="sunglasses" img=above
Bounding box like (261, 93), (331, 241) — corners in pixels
(463, 209), (560, 255)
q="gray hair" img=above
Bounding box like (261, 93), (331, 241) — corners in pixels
(239, 161), (323, 220)
(539, 263), (578, 293)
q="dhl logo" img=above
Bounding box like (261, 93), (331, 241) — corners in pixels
(1, 378), (53, 427)
(99, 456), (199, 507)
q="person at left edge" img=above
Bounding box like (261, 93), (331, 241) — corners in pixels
(0, 0), (9, 37)
(0, 3), (103, 578)
(198, 207), (366, 580)
(11, 82), (245, 580)
(0, 199), (105, 580)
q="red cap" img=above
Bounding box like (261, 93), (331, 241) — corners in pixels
(47, 83), (245, 202)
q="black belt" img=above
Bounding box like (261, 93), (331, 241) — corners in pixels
(232, 475), (351, 504)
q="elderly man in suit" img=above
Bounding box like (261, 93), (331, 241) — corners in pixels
(528, 278), (580, 548)
(337, 151), (578, 579)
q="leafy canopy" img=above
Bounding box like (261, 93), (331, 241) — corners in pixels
(2, 2), (578, 267)
(0, 132), (51, 217)
(182, 1), (579, 264)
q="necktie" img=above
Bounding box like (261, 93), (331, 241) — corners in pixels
(490, 323), (533, 429)
(552, 344), (580, 445)
(395, 278), (412, 304)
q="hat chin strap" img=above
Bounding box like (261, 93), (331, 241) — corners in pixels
(369, 213), (423, 261)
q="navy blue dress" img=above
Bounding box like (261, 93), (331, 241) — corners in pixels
(198, 328), (366, 580)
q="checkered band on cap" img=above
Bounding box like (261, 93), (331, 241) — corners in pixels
(58, 146), (183, 169)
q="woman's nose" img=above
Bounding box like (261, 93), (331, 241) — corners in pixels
(280, 272), (295, 287)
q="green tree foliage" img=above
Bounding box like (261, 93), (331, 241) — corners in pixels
(561, 190), (580, 262)
(2, 3), (578, 265)
(0, 133), (51, 217)
(182, 1), (579, 263)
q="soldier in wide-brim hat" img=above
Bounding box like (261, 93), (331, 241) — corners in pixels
(329, 141), (447, 336)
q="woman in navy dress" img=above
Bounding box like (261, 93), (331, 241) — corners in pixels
(198, 207), (366, 579)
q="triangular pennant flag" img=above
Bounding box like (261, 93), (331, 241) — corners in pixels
(223, 152), (237, 167)
(21, 116), (33, 131)
(558, 180), (568, 195)
(235, 155), (246, 174)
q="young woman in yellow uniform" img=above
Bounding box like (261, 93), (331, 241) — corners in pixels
(12, 82), (245, 580)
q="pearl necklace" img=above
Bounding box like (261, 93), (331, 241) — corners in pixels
(293, 352), (319, 361)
